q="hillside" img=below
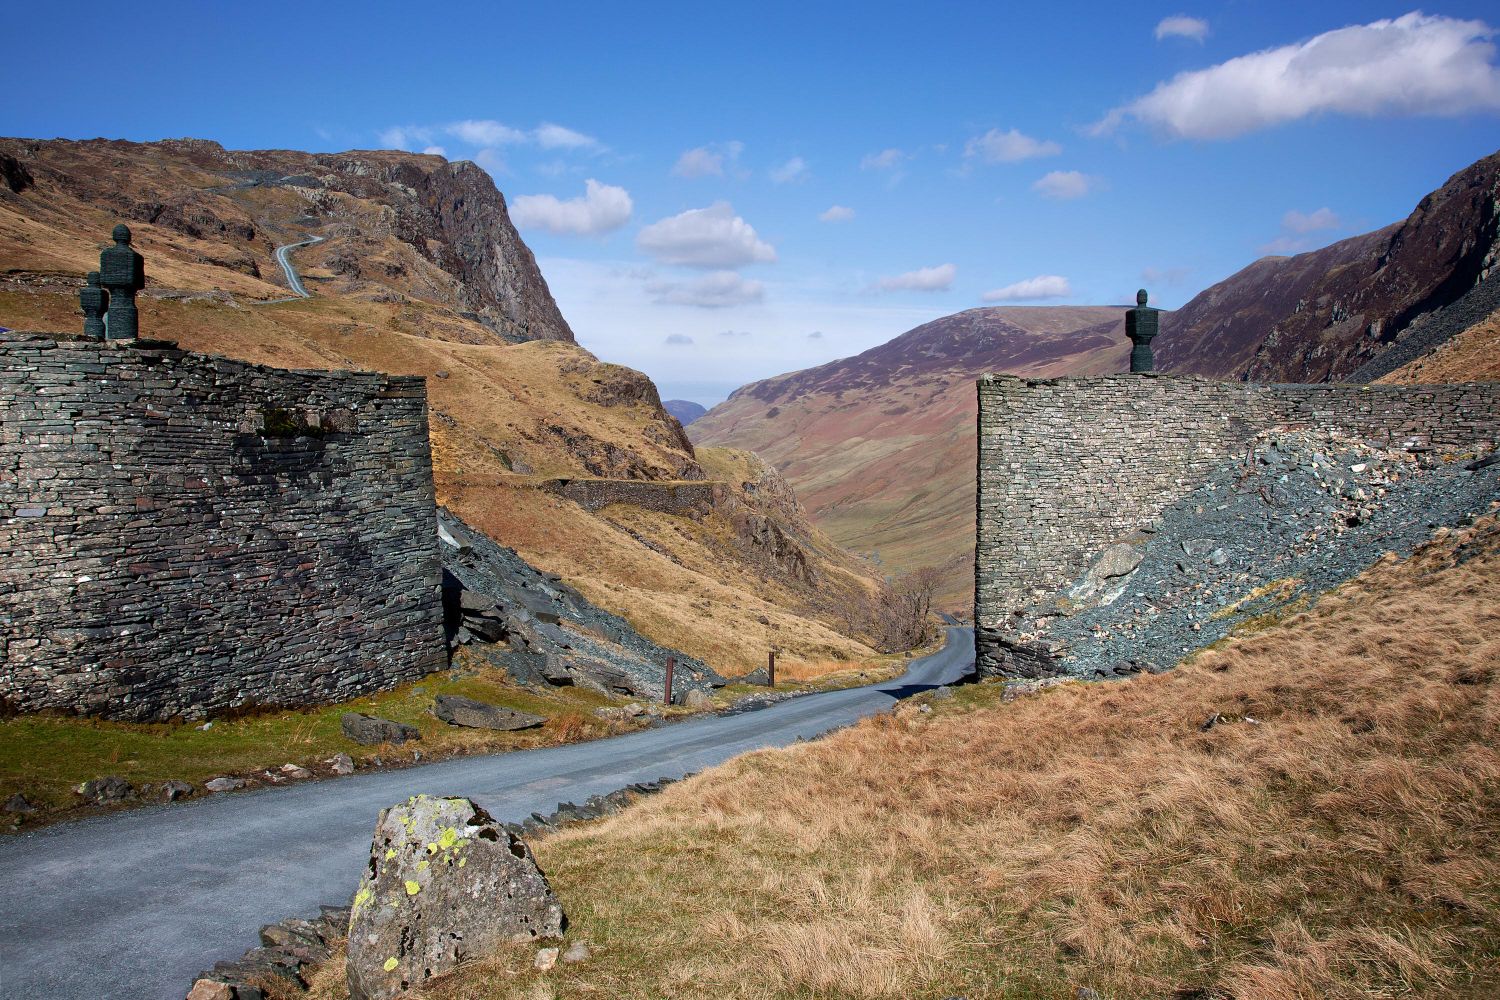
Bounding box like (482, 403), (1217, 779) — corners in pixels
(342, 515), (1500, 1000)
(694, 150), (1500, 609)
(0, 137), (895, 675)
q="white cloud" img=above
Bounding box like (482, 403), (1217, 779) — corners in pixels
(861, 148), (908, 170)
(672, 141), (744, 178)
(421, 145), (447, 158)
(510, 179), (633, 236)
(770, 156), (810, 184)
(964, 128), (1063, 163)
(819, 205), (856, 223)
(1282, 207), (1341, 232)
(876, 263), (956, 293)
(1093, 13), (1500, 139)
(664, 333), (695, 345)
(647, 271), (766, 308)
(534, 123), (599, 150)
(1155, 15), (1209, 42)
(636, 202), (777, 268)
(473, 149), (508, 175)
(981, 275), (1072, 302)
(1141, 265), (1193, 287)
(449, 119), (528, 146)
(1032, 170), (1098, 200)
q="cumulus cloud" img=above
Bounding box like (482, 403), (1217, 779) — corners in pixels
(770, 156), (810, 184)
(819, 205), (856, 223)
(637, 202), (777, 268)
(534, 123), (599, 150)
(1032, 170), (1099, 200)
(981, 275), (1072, 302)
(1155, 15), (1209, 42)
(1283, 207), (1341, 232)
(1093, 12), (1500, 139)
(421, 145), (447, 157)
(673, 141), (744, 178)
(964, 128), (1063, 164)
(450, 119), (528, 146)
(647, 271), (766, 308)
(664, 333), (695, 345)
(510, 179), (633, 236)
(876, 263), (956, 292)
(861, 148), (908, 170)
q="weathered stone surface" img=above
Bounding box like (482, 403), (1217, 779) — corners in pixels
(279, 763), (313, 779)
(204, 777), (246, 793)
(562, 941), (591, 963)
(533, 947), (560, 971)
(432, 695), (544, 731)
(186, 980), (235, 1000)
(342, 713), (420, 746)
(162, 780), (195, 802)
(346, 796), (564, 1000)
(740, 666), (772, 686)
(3, 792), (35, 814)
(77, 776), (134, 804)
(0, 333), (446, 722)
(680, 688), (714, 711)
(975, 373), (1500, 677)
(328, 753), (355, 775)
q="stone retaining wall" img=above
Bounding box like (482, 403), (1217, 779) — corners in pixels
(539, 477), (725, 516)
(975, 372), (1500, 673)
(0, 332), (447, 720)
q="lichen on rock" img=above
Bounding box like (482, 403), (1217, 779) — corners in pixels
(346, 795), (564, 1000)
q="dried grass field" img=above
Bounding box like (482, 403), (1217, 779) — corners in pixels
(306, 515), (1500, 1000)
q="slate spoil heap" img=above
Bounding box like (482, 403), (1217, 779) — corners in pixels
(1005, 429), (1500, 678)
(437, 508), (724, 701)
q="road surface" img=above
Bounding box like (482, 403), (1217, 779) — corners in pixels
(271, 235), (325, 298)
(0, 628), (973, 999)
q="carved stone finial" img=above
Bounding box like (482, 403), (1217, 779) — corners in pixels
(80, 271), (109, 340)
(99, 224), (145, 342)
(1125, 288), (1159, 374)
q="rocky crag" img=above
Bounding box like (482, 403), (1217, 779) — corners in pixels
(0, 137), (572, 344)
(1000, 431), (1500, 679)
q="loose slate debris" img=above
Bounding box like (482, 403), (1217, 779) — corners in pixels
(346, 796), (564, 1000)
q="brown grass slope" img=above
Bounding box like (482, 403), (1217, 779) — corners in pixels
(692, 307), (1128, 611)
(385, 515), (1500, 1000)
(1379, 306), (1500, 384)
(0, 138), (894, 676)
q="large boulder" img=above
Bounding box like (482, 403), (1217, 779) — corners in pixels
(432, 695), (544, 731)
(341, 713), (420, 746)
(346, 796), (564, 1000)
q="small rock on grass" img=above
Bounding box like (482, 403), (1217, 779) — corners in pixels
(534, 947), (560, 971)
(328, 753), (355, 775)
(76, 776), (134, 804)
(162, 780), (194, 802)
(205, 777), (246, 793)
(561, 941), (590, 963)
(4, 792), (35, 814)
(341, 712), (420, 746)
(279, 763), (313, 779)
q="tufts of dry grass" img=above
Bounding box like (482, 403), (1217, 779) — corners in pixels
(400, 517), (1500, 1000)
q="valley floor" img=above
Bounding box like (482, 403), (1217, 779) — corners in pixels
(350, 516), (1500, 1000)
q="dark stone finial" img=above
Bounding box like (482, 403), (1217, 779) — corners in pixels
(99, 223), (145, 342)
(1125, 287), (1159, 374)
(80, 271), (109, 340)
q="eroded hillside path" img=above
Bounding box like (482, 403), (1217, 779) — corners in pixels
(0, 629), (973, 1000)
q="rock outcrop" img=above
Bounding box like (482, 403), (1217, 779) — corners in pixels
(432, 694), (544, 731)
(341, 714), (421, 747)
(346, 796), (564, 1000)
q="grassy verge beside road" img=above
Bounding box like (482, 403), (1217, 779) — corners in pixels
(378, 518), (1500, 1000)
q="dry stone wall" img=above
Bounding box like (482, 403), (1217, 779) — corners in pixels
(975, 372), (1500, 673)
(0, 332), (446, 720)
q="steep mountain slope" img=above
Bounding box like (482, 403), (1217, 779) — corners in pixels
(692, 308), (1129, 609)
(1159, 149), (1500, 381)
(695, 150), (1500, 611)
(0, 137), (894, 674)
(0, 137), (573, 344)
(663, 399), (707, 425)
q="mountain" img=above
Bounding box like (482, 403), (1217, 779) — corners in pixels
(694, 150), (1500, 611)
(663, 399), (708, 426)
(0, 137), (896, 673)
(692, 307), (1129, 609)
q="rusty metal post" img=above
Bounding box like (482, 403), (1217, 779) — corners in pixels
(664, 655), (675, 706)
(768, 650), (776, 687)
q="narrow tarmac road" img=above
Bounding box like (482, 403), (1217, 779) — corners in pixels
(271, 234), (325, 298)
(0, 628), (973, 999)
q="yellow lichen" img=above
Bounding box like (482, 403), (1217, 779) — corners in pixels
(384, 957), (399, 972)
(416, 860), (429, 872)
(405, 880), (421, 896)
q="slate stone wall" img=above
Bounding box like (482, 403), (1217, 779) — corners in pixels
(975, 372), (1500, 674)
(0, 332), (447, 720)
(538, 477), (725, 515)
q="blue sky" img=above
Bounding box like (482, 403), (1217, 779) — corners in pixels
(5, 2), (1500, 404)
